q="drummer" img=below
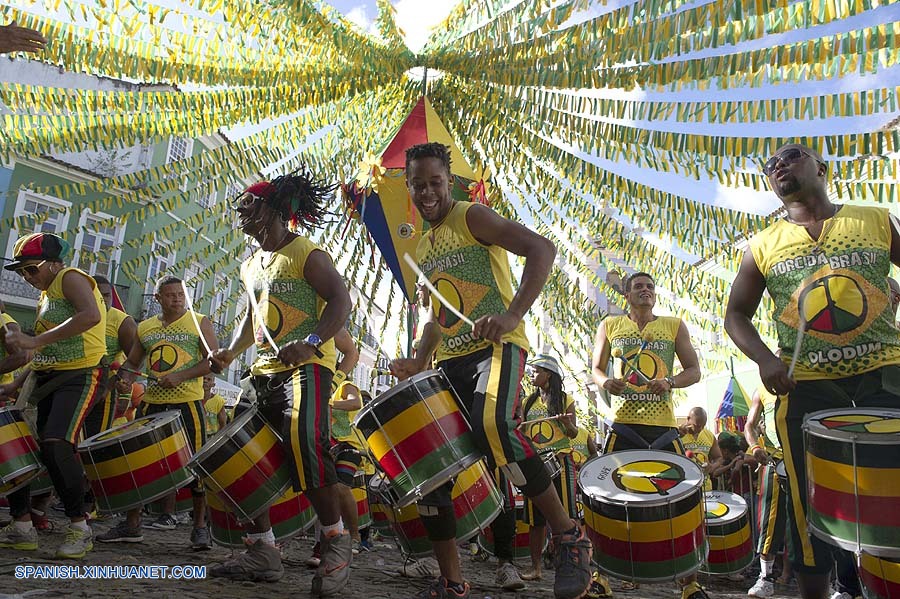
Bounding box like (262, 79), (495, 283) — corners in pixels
(724, 143), (900, 599)
(0, 233), (107, 559)
(519, 354), (578, 584)
(744, 386), (789, 598)
(591, 271), (705, 599)
(390, 142), (593, 599)
(207, 167), (353, 594)
(678, 407), (723, 491)
(98, 275), (217, 549)
(0, 300), (30, 391)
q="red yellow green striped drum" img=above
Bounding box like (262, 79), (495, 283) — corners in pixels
(147, 485), (193, 516)
(79, 411), (194, 513)
(354, 370), (480, 507)
(478, 511), (533, 561)
(353, 471), (371, 530)
(858, 551), (900, 599)
(367, 473), (395, 537)
(380, 460), (503, 557)
(804, 408), (900, 557)
(206, 486), (317, 548)
(189, 406), (291, 522)
(700, 491), (753, 575)
(579, 450), (707, 583)
(0, 407), (44, 497)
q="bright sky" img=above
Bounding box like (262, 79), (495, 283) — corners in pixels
(325, 0), (458, 52)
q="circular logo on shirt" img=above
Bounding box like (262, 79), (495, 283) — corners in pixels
(799, 274), (867, 335)
(149, 344), (178, 373)
(623, 350), (660, 385)
(434, 278), (463, 328)
(259, 300), (283, 340)
(820, 414), (900, 434)
(613, 460), (685, 496)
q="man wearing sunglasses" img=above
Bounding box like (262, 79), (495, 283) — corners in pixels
(725, 144), (900, 599)
(0, 232), (107, 559)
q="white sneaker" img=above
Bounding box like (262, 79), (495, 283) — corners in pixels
(56, 525), (93, 559)
(748, 578), (774, 598)
(496, 562), (525, 591)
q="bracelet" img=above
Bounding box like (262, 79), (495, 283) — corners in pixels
(748, 444), (762, 454)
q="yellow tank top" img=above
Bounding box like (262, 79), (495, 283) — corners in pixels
(204, 393), (226, 434)
(749, 205), (900, 380)
(523, 392), (575, 452)
(0, 313), (17, 385)
(33, 267), (106, 371)
(681, 428), (715, 491)
(330, 381), (364, 451)
(604, 314), (681, 426)
(137, 311), (205, 404)
(416, 202), (530, 361)
(104, 307), (130, 365)
(241, 236), (337, 375)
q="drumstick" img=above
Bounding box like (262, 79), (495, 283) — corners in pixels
(611, 348), (651, 385)
(239, 273), (280, 354)
(402, 253), (475, 328)
(518, 414), (565, 429)
(179, 282), (214, 358)
(787, 320), (807, 380)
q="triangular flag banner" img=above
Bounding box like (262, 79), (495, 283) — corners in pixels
(342, 96), (489, 302)
(715, 375), (750, 434)
(110, 284), (125, 312)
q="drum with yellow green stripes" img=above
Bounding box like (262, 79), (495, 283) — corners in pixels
(147, 485), (193, 516)
(804, 408), (900, 557)
(579, 450), (707, 583)
(382, 460), (503, 557)
(207, 485), (317, 548)
(700, 491), (753, 575)
(354, 370), (480, 507)
(79, 411), (194, 513)
(859, 551), (900, 599)
(478, 511), (534, 561)
(189, 406), (291, 523)
(0, 407), (44, 497)
(353, 471), (372, 530)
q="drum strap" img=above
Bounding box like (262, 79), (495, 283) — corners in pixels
(26, 361), (108, 406)
(607, 421), (681, 450)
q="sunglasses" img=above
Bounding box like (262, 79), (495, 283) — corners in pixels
(762, 148), (822, 176)
(14, 260), (46, 277)
(230, 192), (264, 210)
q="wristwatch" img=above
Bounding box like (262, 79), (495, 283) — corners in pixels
(665, 376), (676, 389)
(302, 333), (324, 358)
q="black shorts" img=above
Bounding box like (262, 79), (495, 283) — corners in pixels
(35, 366), (106, 445)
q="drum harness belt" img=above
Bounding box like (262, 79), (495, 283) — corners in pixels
(18, 358), (110, 407)
(239, 368), (296, 407)
(605, 419), (681, 450)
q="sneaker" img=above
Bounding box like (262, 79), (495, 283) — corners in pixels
(0, 523), (38, 550)
(209, 539), (284, 582)
(144, 513), (177, 530)
(468, 541), (479, 555)
(749, 577), (775, 598)
(553, 523), (593, 599)
(681, 581), (710, 599)
(586, 572), (613, 598)
(402, 557), (440, 578)
(312, 531), (352, 597)
(496, 562), (526, 591)
(56, 525), (93, 559)
(97, 520), (143, 543)
(409, 577), (470, 598)
(306, 541), (321, 567)
(190, 526), (211, 551)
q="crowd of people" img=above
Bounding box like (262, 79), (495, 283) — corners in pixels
(0, 110), (897, 599)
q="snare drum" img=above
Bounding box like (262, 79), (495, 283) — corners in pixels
(207, 486), (317, 548)
(189, 406), (292, 522)
(353, 471), (371, 530)
(579, 450), (706, 583)
(804, 408), (900, 557)
(0, 407), (44, 497)
(79, 412), (194, 513)
(701, 491), (753, 575)
(858, 551), (900, 599)
(378, 460), (503, 557)
(354, 370), (480, 506)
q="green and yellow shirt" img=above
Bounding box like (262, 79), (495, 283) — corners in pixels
(104, 307), (130, 365)
(523, 392), (575, 453)
(137, 311), (205, 404)
(681, 428), (715, 491)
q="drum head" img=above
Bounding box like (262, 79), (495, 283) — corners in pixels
(353, 370), (448, 427)
(803, 407), (900, 444)
(579, 450), (703, 506)
(81, 411), (182, 450)
(704, 491), (747, 526)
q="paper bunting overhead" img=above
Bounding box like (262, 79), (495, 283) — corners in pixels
(0, 0), (896, 377)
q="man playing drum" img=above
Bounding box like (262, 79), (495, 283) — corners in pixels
(390, 142), (593, 599)
(678, 407), (723, 492)
(0, 233), (107, 558)
(99, 275), (217, 549)
(207, 166), (353, 596)
(724, 143), (900, 599)
(591, 271), (705, 599)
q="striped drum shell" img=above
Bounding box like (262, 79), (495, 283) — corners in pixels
(804, 408), (900, 558)
(207, 486), (316, 548)
(701, 491), (753, 575)
(80, 411), (194, 513)
(0, 407), (44, 497)
(858, 552), (900, 599)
